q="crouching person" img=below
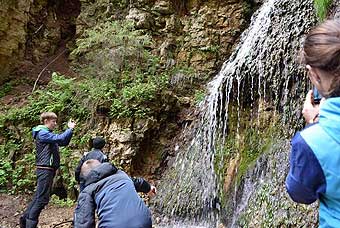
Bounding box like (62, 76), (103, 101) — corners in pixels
(74, 159), (154, 228)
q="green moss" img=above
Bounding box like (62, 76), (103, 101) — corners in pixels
(236, 123), (278, 181)
(194, 89), (206, 105)
(213, 101), (284, 208)
(313, 0), (333, 20)
(0, 82), (12, 98)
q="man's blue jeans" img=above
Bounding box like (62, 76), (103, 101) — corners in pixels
(21, 169), (55, 228)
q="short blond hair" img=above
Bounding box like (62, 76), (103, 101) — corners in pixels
(81, 159), (101, 177)
(40, 112), (57, 123)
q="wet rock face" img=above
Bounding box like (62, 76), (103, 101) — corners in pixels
(152, 0), (317, 226)
(330, 0), (340, 19)
(228, 140), (318, 227)
(0, 0), (80, 84)
(76, 0), (248, 80)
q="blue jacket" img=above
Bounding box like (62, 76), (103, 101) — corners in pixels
(32, 125), (73, 170)
(74, 163), (152, 228)
(286, 97), (340, 227)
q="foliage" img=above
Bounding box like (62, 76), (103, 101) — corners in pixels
(0, 82), (12, 98)
(0, 138), (36, 193)
(0, 159), (12, 191)
(0, 19), (195, 194)
(0, 73), (90, 128)
(194, 89), (206, 105)
(71, 21), (152, 79)
(313, 0), (333, 20)
(50, 195), (75, 207)
(59, 147), (79, 192)
(71, 20), (180, 119)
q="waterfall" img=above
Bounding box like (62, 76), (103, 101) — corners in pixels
(153, 0), (316, 227)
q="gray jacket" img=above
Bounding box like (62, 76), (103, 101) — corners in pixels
(74, 163), (152, 228)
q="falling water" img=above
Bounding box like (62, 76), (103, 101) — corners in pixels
(153, 0), (316, 227)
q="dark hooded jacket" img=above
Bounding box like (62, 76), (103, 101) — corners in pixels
(74, 149), (108, 183)
(74, 163), (152, 228)
(32, 125), (73, 170)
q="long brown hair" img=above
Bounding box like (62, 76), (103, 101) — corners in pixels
(303, 20), (340, 97)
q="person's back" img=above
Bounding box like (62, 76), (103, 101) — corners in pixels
(285, 20), (340, 227)
(74, 160), (152, 228)
(74, 137), (108, 191)
(296, 99), (340, 226)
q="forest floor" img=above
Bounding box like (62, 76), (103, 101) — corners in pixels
(0, 194), (175, 228)
(0, 194), (74, 228)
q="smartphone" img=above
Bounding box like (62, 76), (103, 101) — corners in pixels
(313, 86), (322, 104)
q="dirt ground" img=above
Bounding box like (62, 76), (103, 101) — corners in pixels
(0, 194), (74, 228)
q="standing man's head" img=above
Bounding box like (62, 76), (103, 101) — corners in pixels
(40, 112), (58, 130)
(92, 137), (106, 150)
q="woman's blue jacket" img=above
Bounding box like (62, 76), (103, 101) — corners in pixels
(286, 97), (340, 227)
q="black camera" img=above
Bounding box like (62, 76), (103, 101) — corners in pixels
(313, 86), (322, 104)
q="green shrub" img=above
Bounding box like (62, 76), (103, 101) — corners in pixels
(0, 82), (12, 98)
(50, 195), (75, 207)
(0, 159), (12, 191)
(194, 90), (206, 105)
(314, 0), (333, 20)
(71, 20), (174, 119)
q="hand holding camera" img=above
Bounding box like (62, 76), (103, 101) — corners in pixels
(147, 185), (157, 198)
(68, 119), (76, 129)
(302, 88), (323, 124)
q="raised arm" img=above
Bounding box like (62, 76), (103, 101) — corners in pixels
(38, 129), (73, 146)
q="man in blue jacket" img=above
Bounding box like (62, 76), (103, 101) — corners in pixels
(74, 159), (155, 228)
(20, 112), (76, 228)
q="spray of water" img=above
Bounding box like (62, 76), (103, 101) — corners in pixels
(153, 0), (315, 227)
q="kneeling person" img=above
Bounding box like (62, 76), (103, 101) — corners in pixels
(74, 159), (153, 228)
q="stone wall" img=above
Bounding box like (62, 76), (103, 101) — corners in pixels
(0, 1), (31, 84)
(77, 0), (248, 80)
(0, 0), (80, 85)
(74, 0), (249, 175)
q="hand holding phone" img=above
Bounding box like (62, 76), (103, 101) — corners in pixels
(313, 87), (323, 105)
(302, 90), (320, 124)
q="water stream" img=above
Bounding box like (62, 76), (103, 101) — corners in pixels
(153, 0), (316, 227)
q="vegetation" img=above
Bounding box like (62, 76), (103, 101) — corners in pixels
(0, 20), (195, 194)
(313, 0), (333, 20)
(0, 82), (12, 98)
(71, 20), (176, 118)
(50, 195), (74, 207)
(194, 89), (206, 105)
